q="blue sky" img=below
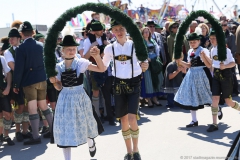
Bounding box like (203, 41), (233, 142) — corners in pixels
(0, 0), (239, 28)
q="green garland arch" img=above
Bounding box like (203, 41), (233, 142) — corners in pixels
(174, 10), (226, 61)
(44, 2), (148, 77)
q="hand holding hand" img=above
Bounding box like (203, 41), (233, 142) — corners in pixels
(90, 46), (100, 58)
(91, 41), (99, 47)
(49, 77), (57, 83)
(200, 51), (205, 57)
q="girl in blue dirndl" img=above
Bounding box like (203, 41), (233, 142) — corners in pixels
(49, 31), (105, 160)
(174, 33), (212, 128)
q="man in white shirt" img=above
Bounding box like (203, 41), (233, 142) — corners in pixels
(102, 19), (148, 160)
(4, 27), (32, 142)
(83, 21), (108, 119)
(207, 30), (238, 132)
(78, 27), (87, 57)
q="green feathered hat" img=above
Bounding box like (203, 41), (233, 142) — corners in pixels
(1, 37), (10, 51)
(187, 33), (201, 41)
(8, 28), (21, 38)
(90, 21), (103, 31)
(19, 21), (33, 32)
(209, 30), (216, 36)
(59, 35), (79, 46)
(111, 19), (121, 28)
(34, 30), (45, 41)
(146, 20), (155, 26)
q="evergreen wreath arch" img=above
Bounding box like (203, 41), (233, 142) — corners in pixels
(44, 2), (148, 77)
(174, 10), (226, 61)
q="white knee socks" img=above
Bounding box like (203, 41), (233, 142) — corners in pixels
(62, 148), (71, 160)
(87, 138), (95, 152)
(190, 110), (197, 122)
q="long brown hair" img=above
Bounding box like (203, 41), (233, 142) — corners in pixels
(141, 27), (152, 41)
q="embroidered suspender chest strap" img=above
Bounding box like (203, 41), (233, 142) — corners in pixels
(112, 43), (134, 79)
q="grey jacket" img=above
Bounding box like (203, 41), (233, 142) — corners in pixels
(152, 32), (167, 64)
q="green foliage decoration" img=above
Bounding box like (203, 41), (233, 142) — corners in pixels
(174, 10), (226, 61)
(44, 2), (148, 77)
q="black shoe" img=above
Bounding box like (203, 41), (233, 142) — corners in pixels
(3, 136), (15, 146)
(22, 132), (32, 139)
(152, 101), (162, 107)
(89, 138), (96, 157)
(16, 132), (24, 142)
(43, 131), (51, 138)
(218, 106), (223, 120)
(158, 96), (167, 100)
(207, 124), (218, 132)
(140, 99), (147, 107)
(124, 153), (133, 160)
(148, 104), (154, 108)
(133, 152), (141, 160)
(24, 137), (41, 145)
(186, 121), (198, 128)
(41, 126), (49, 134)
(0, 134), (3, 142)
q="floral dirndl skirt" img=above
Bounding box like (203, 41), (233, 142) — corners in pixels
(53, 85), (98, 147)
(174, 66), (212, 110)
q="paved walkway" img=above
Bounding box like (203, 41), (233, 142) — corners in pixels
(1, 97), (239, 160)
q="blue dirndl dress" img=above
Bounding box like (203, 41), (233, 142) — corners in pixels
(174, 48), (212, 110)
(53, 58), (99, 148)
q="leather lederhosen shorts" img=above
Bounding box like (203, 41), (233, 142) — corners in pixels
(212, 68), (233, 99)
(0, 93), (12, 113)
(23, 81), (47, 102)
(112, 75), (141, 118)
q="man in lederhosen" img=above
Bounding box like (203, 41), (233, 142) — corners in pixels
(83, 21), (109, 121)
(0, 39), (14, 146)
(102, 19), (148, 160)
(4, 24), (32, 142)
(13, 21), (53, 145)
(206, 30), (239, 132)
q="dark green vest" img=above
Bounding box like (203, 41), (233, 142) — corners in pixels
(9, 46), (16, 59)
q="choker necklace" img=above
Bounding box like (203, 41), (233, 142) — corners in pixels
(65, 57), (74, 60)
